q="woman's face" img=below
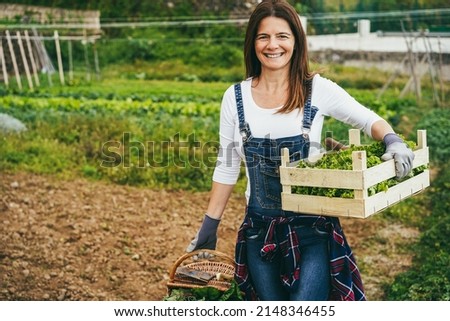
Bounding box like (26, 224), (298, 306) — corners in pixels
(254, 16), (295, 74)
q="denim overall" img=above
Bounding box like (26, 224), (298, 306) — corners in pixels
(234, 83), (331, 300)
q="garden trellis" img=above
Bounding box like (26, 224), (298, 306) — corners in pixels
(0, 29), (101, 90)
(1, 3), (448, 95)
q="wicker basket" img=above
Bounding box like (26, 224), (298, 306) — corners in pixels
(167, 249), (236, 293)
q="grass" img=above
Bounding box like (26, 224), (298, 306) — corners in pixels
(1, 61), (447, 192)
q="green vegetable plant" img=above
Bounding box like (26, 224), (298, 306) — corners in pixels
(164, 280), (243, 301)
(292, 140), (426, 198)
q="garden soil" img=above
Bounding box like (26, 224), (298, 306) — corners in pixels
(0, 172), (419, 301)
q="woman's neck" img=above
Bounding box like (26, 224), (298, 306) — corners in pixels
(252, 69), (289, 92)
(251, 70), (290, 109)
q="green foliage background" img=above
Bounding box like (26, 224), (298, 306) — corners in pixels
(385, 162), (450, 300)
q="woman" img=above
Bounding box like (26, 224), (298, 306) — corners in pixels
(186, 0), (414, 301)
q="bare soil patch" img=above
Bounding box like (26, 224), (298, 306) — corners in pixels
(0, 172), (419, 300)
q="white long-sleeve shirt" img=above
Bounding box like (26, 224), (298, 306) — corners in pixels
(212, 74), (382, 199)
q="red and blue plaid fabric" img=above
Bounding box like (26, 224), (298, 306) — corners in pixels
(235, 211), (366, 301)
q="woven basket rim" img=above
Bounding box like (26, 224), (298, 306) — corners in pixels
(168, 249), (235, 281)
(167, 250), (236, 292)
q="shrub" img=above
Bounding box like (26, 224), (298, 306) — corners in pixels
(414, 108), (450, 164)
(386, 163), (450, 300)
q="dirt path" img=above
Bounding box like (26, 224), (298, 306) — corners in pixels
(0, 172), (419, 300)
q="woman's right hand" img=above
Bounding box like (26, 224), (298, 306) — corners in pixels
(186, 214), (220, 253)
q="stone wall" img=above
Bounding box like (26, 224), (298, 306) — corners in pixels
(0, 3), (99, 29)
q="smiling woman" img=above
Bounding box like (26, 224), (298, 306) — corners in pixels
(185, 0), (415, 302)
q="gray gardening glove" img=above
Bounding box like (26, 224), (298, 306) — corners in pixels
(186, 214), (220, 255)
(381, 133), (415, 179)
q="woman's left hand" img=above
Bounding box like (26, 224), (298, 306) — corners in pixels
(381, 134), (415, 179)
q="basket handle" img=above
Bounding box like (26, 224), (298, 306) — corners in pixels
(169, 249), (235, 281)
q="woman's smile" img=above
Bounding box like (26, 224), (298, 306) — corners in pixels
(264, 53), (284, 58)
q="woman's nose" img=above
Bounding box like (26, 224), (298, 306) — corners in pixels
(267, 36), (279, 49)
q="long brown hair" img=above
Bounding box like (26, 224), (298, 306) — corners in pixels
(244, 0), (314, 113)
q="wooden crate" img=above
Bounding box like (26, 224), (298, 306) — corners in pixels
(280, 129), (430, 219)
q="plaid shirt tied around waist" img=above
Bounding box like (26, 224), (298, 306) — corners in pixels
(234, 211), (366, 301)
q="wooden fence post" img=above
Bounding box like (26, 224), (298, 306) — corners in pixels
(401, 23), (421, 101)
(54, 30), (65, 85)
(31, 29), (53, 87)
(437, 37), (445, 107)
(16, 31), (34, 91)
(5, 30), (22, 90)
(0, 37), (8, 88)
(93, 40), (101, 81)
(24, 30), (40, 87)
(83, 30), (91, 82)
(68, 40), (73, 83)
(423, 35), (441, 106)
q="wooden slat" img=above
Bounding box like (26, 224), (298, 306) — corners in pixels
(412, 147), (429, 167)
(0, 40), (8, 87)
(24, 30), (40, 87)
(281, 193), (366, 218)
(280, 167), (364, 189)
(365, 170), (430, 214)
(16, 31), (34, 91)
(6, 30), (22, 90)
(349, 128), (361, 146)
(54, 30), (65, 85)
(280, 147), (428, 190)
(281, 147), (429, 190)
(363, 159), (396, 187)
(352, 150), (367, 199)
(282, 170), (430, 218)
(417, 130), (427, 149)
(363, 147), (429, 187)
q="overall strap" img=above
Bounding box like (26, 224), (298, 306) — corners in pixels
(234, 81), (318, 140)
(301, 80), (318, 138)
(234, 83), (251, 142)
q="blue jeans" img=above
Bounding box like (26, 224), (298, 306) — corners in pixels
(245, 225), (330, 301)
